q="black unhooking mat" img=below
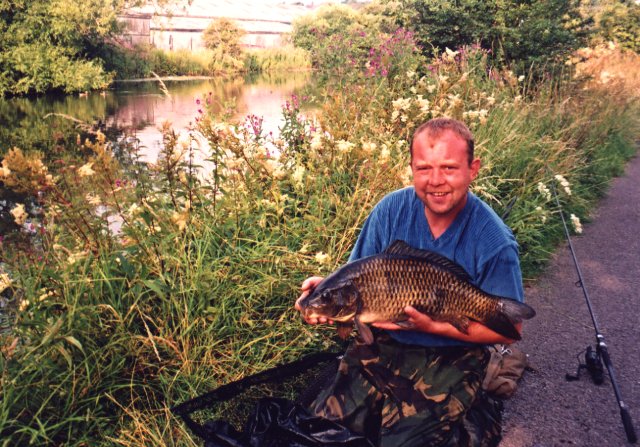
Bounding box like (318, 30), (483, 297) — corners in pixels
(171, 352), (374, 447)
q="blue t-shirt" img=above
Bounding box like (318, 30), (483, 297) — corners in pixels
(348, 187), (525, 347)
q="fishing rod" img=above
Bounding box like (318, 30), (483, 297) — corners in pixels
(550, 181), (637, 444)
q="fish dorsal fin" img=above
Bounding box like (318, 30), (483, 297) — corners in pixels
(383, 240), (472, 281)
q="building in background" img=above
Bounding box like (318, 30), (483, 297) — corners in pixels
(119, 0), (330, 50)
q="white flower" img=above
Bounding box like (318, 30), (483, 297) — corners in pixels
(0, 162), (10, 178)
(85, 193), (102, 206)
(570, 213), (583, 234)
(10, 203), (28, 226)
(292, 165), (306, 188)
(378, 145), (391, 164)
(537, 182), (552, 201)
(336, 140), (355, 154)
(361, 141), (377, 154)
(310, 134), (323, 151)
(315, 252), (331, 266)
(518, 75), (525, 82)
(392, 98), (412, 112)
(77, 162), (95, 177)
(0, 273), (12, 294)
(554, 174), (572, 196)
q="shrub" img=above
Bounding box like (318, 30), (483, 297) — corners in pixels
(202, 17), (245, 58)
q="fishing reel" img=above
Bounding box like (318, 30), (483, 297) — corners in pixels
(566, 345), (604, 385)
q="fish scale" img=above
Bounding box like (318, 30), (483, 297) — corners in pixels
(298, 240), (535, 344)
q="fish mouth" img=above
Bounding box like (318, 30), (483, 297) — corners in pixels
(304, 310), (354, 322)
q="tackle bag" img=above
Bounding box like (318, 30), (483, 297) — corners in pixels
(482, 344), (529, 399)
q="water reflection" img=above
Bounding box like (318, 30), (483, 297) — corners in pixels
(0, 71), (313, 163)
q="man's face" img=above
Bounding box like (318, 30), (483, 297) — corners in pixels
(411, 129), (480, 219)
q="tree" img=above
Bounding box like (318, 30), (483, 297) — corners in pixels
(202, 17), (245, 57)
(0, 0), (134, 96)
(374, 0), (591, 74)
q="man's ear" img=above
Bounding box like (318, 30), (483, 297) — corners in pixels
(470, 158), (481, 180)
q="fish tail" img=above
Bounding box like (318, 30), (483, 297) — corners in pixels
(483, 298), (536, 341)
(483, 313), (523, 340)
(500, 298), (536, 322)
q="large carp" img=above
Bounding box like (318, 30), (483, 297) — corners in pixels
(298, 240), (535, 344)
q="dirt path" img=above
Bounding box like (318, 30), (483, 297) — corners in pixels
(499, 153), (640, 446)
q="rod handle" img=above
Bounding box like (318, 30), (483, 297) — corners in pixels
(621, 404), (637, 444)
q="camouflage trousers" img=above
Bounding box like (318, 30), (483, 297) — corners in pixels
(309, 334), (501, 447)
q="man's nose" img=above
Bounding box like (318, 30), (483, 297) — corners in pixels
(428, 169), (444, 185)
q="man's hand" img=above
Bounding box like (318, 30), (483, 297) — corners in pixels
(371, 306), (441, 332)
(372, 305), (521, 344)
(295, 276), (334, 325)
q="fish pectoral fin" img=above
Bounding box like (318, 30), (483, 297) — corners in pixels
(354, 316), (374, 345)
(394, 319), (416, 329)
(336, 322), (353, 340)
(439, 315), (471, 335)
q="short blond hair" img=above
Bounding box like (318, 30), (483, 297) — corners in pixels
(410, 118), (475, 165)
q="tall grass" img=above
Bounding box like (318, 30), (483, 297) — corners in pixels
(0, 44), (639, 445)
(106, 45), (311, 80)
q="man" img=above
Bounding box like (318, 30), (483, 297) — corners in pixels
(295, 118), (525, 446)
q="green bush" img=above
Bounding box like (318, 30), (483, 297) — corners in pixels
(202, 17), (245, 58)
(594, 1), (640, 53)
(373, 0), (590, 75)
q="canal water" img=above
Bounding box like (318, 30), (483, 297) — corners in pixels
(0, 71), (314, 163)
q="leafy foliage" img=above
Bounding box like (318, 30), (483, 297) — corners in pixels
(372, 0), (591, 74)
(0, 0), (131, 96)
(592, 1), (640, 52)
(202, 17), (245, 58)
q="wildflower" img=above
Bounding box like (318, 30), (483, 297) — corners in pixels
(362, 141), (377, 155)
(10, 203), (28, 225)
(400, 165), (413, 185)
(171, 210), (189, 231)
(392, 98), (412, 112)
(336, 140), (355, 154)
(315, 252), (331, 266)
(379, 144), (391, 164)
(537, 182), (552, 201)
(0, 273), (12, 294)
(0, 162), (10, 178)
(292, 165), (306, 188)
(85, 193), (102, 206)
(38, 289), (55, 302)
(415, 96), (430, 115)
(518, 75), (525, 83)
(310, 133), (323, 151)
(554, 174), (572, 196)
(68, 251), (89, 265)
(570, 214), (583, 234)
(77, 162), (95, 177)
(444, 47), (459, 61)
(127, 203), (141, 217)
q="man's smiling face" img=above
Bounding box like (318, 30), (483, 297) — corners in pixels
(411, 129), (480, 220)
